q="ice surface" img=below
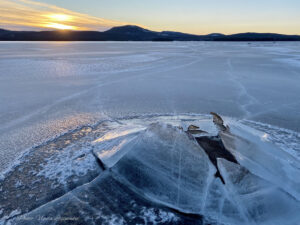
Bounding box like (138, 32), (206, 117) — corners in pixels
(1, 42), (300, 172)
(37, 142), (98, 185)
(241, 119), (300, 159)
(220, 122), (300, 201)
(92, 130), (141, 168)
(105, 122), (300, 224)
(111, 123), (216, 213)
(92, 114), (218, 169)
(1, 41), (300, 224)
(9, 172), (197, 225)
(218, 159), (300, 225)
(92, 122), (146, 168)
(0, 124), (105, 222)
(93, 121), (299, 224)
(2, 120), (300, 224)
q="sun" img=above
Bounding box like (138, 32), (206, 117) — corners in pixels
(43, 14), (77, 30)
(45, 23), (76, 30)
(47, 14), (72, 22)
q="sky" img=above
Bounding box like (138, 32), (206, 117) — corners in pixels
(0, 0), (300, 34)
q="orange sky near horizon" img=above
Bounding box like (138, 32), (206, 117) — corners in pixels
(0, 0), (130, 31)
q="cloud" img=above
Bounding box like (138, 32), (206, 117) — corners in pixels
(0, 0), (128, 31)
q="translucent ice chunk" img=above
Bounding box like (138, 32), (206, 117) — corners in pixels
(93, 125), (145, 168)
(220, 123), (300, 201)
(111, 122), (216, 214)
(218, 158), (300, 225)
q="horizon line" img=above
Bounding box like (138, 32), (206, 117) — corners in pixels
(1, 25), (300, 37)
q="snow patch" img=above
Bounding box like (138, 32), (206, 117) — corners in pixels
(140, 207), (179, 224)
(37, 144), (98, 185)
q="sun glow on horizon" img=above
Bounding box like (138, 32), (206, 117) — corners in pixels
(46, 14), (72, 22)
(3, 0), (298, 34)
(0, 0), (127, 31)
(43, 14), (76, 30)
(44, 22), (76, 30)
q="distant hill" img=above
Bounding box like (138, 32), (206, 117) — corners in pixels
(0, 25), (299, 41)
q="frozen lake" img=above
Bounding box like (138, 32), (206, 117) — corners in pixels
(0, 41), (300, 172)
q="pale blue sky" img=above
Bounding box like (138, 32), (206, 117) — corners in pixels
(34, 0), (300, 34)
(2, 0), (300, 34)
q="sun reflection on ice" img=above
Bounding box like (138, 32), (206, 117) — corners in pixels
(261, 133), (269, 141)
(93, 128), (145, 143)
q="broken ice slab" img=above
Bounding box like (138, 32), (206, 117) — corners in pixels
(92, 125), (145, 168)
(218, 159), (300, 225)
(11, 172), (204, 225)
(219, 122), (300, 201)
(111, 122), (216, 214)
(4, 119), (300, 225)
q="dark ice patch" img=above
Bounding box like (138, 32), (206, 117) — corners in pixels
(196, 135), (238, 184)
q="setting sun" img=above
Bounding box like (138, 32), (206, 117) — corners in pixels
(47, 14), (72, 22)
(45, 22), (76, 30)
(43, 14), (77, 30)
